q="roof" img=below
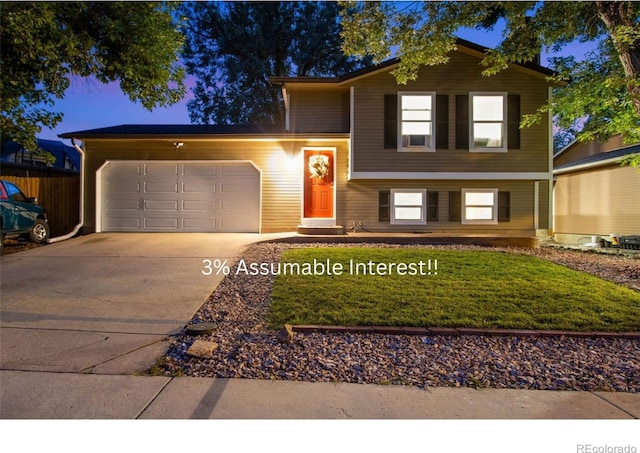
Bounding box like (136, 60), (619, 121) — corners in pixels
(554, 144), (640, 175)
(1, 138), (80, 169)
(270, 38), (557, 86)
(59, 124), (287, 139)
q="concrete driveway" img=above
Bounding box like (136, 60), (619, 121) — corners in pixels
(0, 232), (286, 374)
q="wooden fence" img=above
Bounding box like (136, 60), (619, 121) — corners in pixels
(1, 164), (80, 238)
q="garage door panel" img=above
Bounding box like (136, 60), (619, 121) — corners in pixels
(220, 216), (257, 232)
(182, 165), (218, 176)
(182, 200), (216, 211)
(144, 182), (179, 194)
(144, 200), (179, 211)
(182, 218), (216, 230)
(106, 199), (140, 211)
(182, 181), (217, 194)
(221, 180), (259, 193)
(106, 217), (141, 229)
(144, 217), (179, 229)
(101, 161), (260, 232)
(144, 164), (179, 178)
(106, 182), (141, 193)
(107, 165), (142, 178)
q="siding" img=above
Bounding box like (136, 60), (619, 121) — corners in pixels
(350, 51), (550, 173)
(82, 139), (349, 233)
(289, 87), (350, 133)
(554, 165), (640, 236)
(343, 179), (546, 234)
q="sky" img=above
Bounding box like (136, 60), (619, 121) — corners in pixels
(38, 21), (597, 144)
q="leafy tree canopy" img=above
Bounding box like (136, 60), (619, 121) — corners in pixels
(1, 1), (186, 157)
(340, 1), (640, 164)
(180, 1), (371, 125)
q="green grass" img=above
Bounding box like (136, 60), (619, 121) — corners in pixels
(268, 248), (640, 332)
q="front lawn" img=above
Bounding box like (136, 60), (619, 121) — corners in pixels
(268, 248), (640, 332)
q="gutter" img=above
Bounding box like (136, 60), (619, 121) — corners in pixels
(553, 153), (639, 175)
(48, 138), (84, 243)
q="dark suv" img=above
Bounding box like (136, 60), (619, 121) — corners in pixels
(0, 179), (49, 251)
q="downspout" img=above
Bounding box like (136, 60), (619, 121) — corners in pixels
(48, 138), (84, 243)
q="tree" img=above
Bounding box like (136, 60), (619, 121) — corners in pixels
(1, 2), (186, 157)
(340, 1), (640, 163)
(180, 1), (371, 125)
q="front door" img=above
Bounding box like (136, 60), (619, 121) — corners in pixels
(303, 149), (334, 220)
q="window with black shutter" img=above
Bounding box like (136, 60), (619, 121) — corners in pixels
(384, 95), (397, 148)
(378, 190), (390, 222)
(427, 191), (439, 222)
(449, 191), (461, 222)
(498, 191), (511, 222)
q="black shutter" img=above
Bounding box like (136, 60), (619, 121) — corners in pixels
(436, 95), (449, 149)
(379, 190), (390, 222)
(455, 95), (469, 149)
(427, 191), (439, 222)
(449, 191), (461, 222)
(508, 95), (521, 149)
(498, 191), (511, 222)
(384, 95), (397, 149)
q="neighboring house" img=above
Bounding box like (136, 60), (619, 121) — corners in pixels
(553, 137), (640, 245)
(60, 38), (555, 235)
(1, 139), (80, 172)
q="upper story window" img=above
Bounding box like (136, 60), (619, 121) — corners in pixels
(470, 92), (507, 152)
(398, 92), (436, 152)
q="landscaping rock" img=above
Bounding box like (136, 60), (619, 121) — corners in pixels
(276, 324), (294, 343)
(161, 242), (640, 393)
(186, 339), (219, 358)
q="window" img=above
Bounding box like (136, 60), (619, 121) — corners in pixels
(470, 93), (507, 152)
(390, 189), (426, 225)
(398, 93), (435, 152)
(462, 189), (499, 224)
(385, 94), (448, 149)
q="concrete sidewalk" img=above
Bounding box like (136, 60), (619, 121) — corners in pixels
(1, 370), (639, 419)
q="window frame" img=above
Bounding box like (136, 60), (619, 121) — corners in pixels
(397, 92), (436, 153)
(390, 188), (427, 225)
(461, 188), (499, 225)
(469, 92), (508, 153)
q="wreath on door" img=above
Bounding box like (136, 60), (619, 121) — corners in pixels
(308, 155), (330, 179)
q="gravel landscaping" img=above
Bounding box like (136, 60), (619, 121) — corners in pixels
(159, 242), (640, 392)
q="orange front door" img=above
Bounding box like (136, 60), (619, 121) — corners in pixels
(304, 150), (334, 218)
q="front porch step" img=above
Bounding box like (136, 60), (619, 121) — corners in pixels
(297, 225), (345, 235)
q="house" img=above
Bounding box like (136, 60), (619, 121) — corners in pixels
(60, 38), (555, 236)
(1, 139), (80, 172)
(553, 136), (640, 245)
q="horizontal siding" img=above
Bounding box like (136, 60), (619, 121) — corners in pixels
(554, 165), (640, 236)
(342, 179), (545, 234)
(289, 88), (350, 133)
(352, 51), (550, 173)
(82, 139), (349, 233)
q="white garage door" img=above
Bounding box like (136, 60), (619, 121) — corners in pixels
(100, 161), (260, 232)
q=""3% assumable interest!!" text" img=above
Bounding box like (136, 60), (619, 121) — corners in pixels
(203, 258), (438, 277)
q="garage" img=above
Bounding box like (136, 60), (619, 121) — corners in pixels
(98, 160), (260, 232)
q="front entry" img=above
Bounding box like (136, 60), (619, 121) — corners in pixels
(303, 149), (335, 223)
